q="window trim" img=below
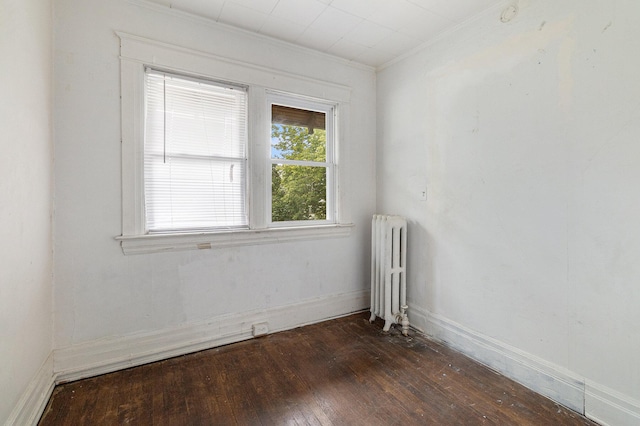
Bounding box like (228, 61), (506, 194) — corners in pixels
(117, 224), (354, 255)
(116, 32), (353, 254)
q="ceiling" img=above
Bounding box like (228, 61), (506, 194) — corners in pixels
(145, 0), (507, 68)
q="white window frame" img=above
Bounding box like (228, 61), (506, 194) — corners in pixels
(267, 92), (337, 227)
(115, 33), (353, 254)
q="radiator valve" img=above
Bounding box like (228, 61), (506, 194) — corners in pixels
(400, 305), (409, 336)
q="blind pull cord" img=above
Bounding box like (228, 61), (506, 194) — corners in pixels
(163, 76), (167, 164)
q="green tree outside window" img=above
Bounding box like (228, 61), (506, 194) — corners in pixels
(271, 124), (327, 222)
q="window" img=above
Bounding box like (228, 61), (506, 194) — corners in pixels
(117, 33), (352, 254)
(269, 94), (336, 225)
(144, 69), (248, 232)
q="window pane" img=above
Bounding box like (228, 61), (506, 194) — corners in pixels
(271, 164), (327, 222)
(271, 105), (326, 162)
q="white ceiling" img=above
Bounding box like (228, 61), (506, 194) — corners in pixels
(145, 0), (507, 67)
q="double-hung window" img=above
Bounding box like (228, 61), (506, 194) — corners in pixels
(117, 33), (352, 254)
(269, 93), (336, 225)
(144, 69), (248, 232)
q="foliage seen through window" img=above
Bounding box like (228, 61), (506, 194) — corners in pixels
(271, 112), (328, 222)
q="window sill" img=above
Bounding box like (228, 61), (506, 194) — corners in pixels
(116, 223), (354, 255)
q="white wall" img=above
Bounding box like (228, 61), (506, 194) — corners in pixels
(53, 0), (375, 365)
(0, 0), (53, 423)
(377, 0), (640, 423)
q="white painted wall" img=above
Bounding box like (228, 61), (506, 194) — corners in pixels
(377, 0), (640, 423)
(53, 0), (375, 352)
(0, 0), (53, 423)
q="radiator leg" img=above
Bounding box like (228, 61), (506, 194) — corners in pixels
(383, 319), (392, 332)
(369, 313), (376, 323)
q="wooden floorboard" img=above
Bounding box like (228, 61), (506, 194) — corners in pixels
(39, 313), (599, 425)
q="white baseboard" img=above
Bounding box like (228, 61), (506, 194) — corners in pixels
(54, 289), (369, 383)
(410, 305), (640, 426)
(585, 380), (640, 426)
(4, 353), (55, 426)
(409, 306), (584, 412)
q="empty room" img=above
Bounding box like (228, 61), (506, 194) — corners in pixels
(1, 0), (639, 424)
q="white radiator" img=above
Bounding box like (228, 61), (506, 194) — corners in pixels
(370, 214), (409, 335)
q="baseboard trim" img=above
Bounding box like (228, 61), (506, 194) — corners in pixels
(4, 353), (55, 426)
(410, 305), (640, 425)
(410, 306), (584, 412)
(585, 380), (640, 426)
(54, 290), (369, 383)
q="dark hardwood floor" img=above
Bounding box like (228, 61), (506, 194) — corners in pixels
(39, 313), (598, 425)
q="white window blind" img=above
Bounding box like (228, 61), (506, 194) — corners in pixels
(144, 69), (248, 232)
